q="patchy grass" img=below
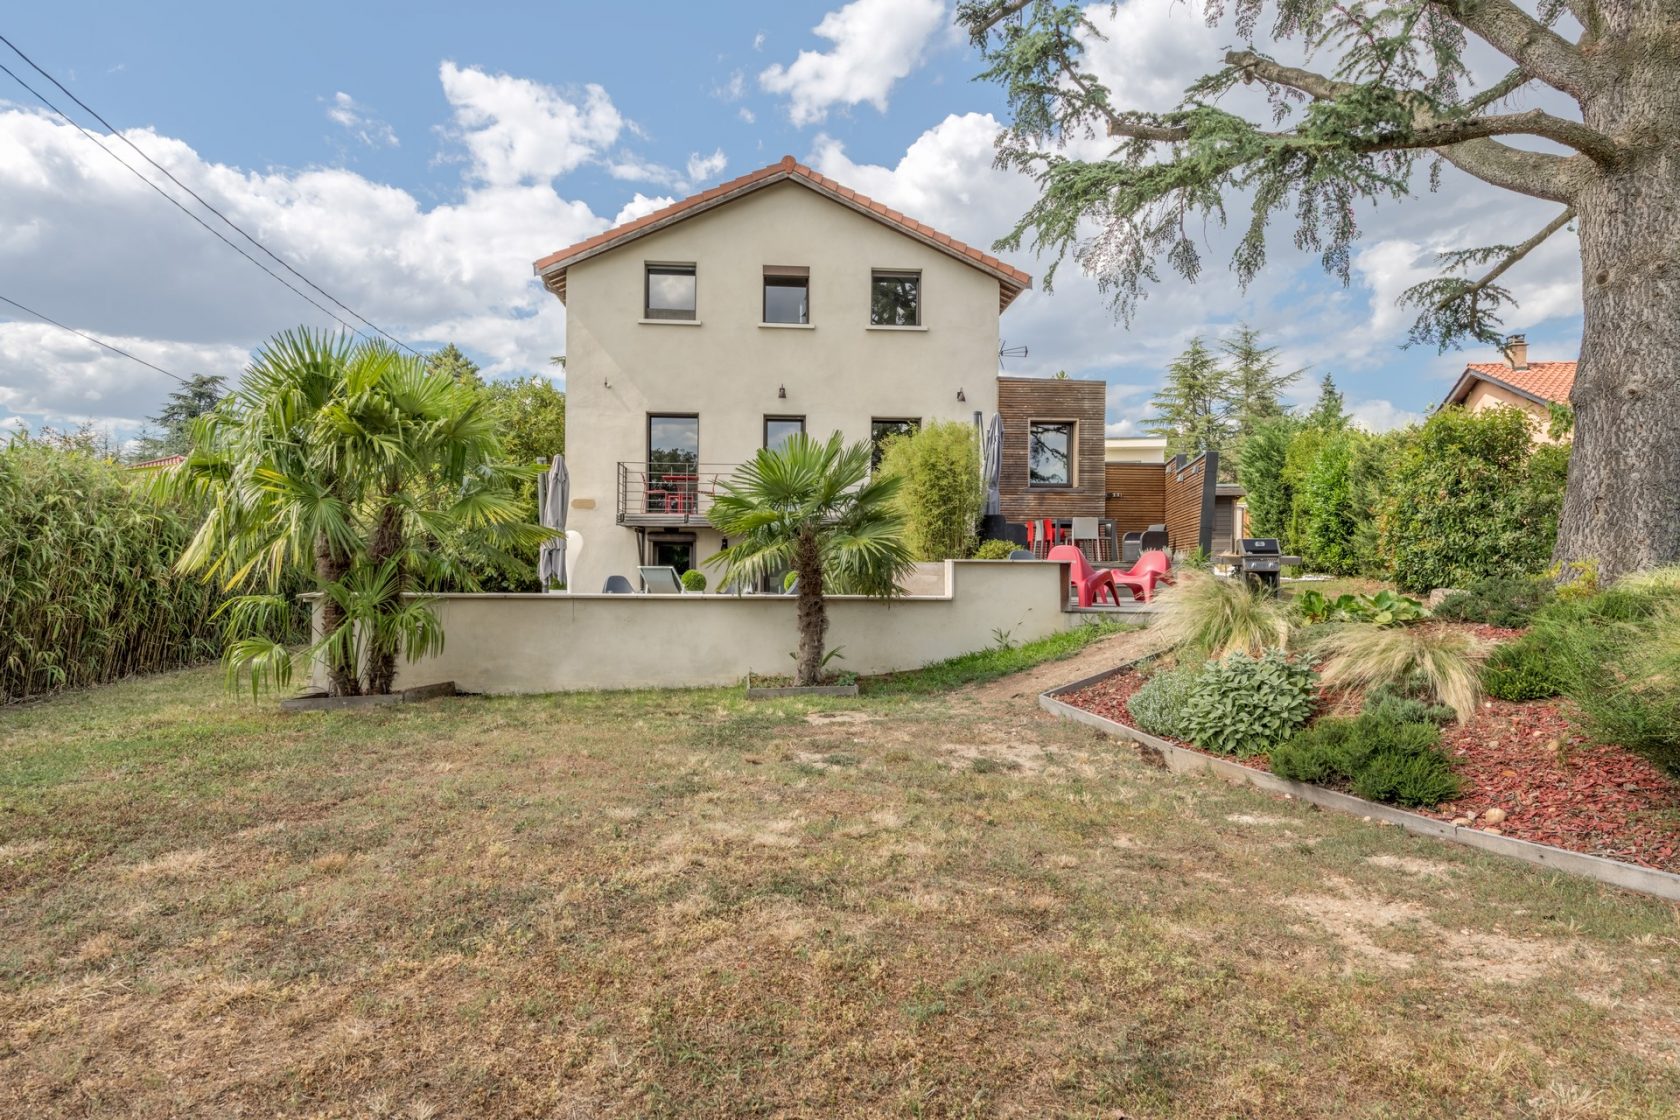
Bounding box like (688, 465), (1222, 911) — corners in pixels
(2, 658), (1679, 1117)
(861, 618), (1136, 696)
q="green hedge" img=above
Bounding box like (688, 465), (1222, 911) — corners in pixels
(1, 438), (227, 701)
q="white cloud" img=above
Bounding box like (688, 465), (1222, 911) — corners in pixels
(738, 107), (757, 125)
(437, 61), (622, 185)
(325, 91), (398, 149)
(759, 0), (946, 126)
(1105, 419), (1139, 437)
(714, 70), (747, 102)
(1351, 399), (1426, 432)
(685, 148), (727, 182)
(613, 193), (676, 225)
(752, 31), (766, 51)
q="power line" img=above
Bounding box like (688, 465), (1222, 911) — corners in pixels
(0, 35), (421, 356)
(0, 293), (190, 384)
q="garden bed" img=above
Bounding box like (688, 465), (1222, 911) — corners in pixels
(1059, 663), (1680, 875)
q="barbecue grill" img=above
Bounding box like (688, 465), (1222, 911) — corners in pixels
(1231, 538), (1300, 593)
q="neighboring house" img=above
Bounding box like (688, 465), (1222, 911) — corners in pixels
(532, 155), (1078, 591)
(1439, 334), (1576, 440)
(1104, 436), (1168, 464)
(124, 454), (185, 472)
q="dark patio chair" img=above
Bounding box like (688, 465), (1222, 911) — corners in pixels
(601, 575), (635, 594)
(1008, 549), (1035, 561)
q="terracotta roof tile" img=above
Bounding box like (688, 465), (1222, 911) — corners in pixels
(532, 155), (1032, 303)
(1460, 361), (1577, 404)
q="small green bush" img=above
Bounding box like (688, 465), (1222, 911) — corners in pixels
(875, 420), (983, 560)
(1178, 649), (1317, 756)
(681, 569), (707, 592)
(1432, 574), (1554, 628)
(1480, 635), (1560, 700)
(1270, 712), (1460, 808)
(1361, 684), (1455, 725)
(1127, 664), (1205, 740)
(972, 539), (1018, 560)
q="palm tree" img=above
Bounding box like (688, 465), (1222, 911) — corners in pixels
(162, 328), (544, 697)
(707, 432), (914, 686)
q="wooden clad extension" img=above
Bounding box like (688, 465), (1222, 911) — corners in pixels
(1103, 463), (1166, 535)
(995, 376), (1106, 522)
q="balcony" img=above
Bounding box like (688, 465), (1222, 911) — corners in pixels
(616, 461), (737, 526)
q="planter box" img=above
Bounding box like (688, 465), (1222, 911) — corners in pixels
(1040, 660), (1680, 903)
(280, 680), (459, 712)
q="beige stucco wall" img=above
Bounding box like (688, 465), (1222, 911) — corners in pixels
(313, 561), (1076, 694)
(561, 181), (1007, 592)
(1459, 381), (1554, 440)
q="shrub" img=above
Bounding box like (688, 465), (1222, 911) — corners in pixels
(1432, 574), (1554, 628)
(681, 569), (707, 592)
(1544, 591), (1680, 775)
(1375, 407), (1567, 594)
(0, 433), (244, 702)
(972, 539), (1018, 560)
(1178, 649), (1317, 756)
(1150, 571), (1292, 659)
(1480, 635), (1561, 701)
(1270, 713), (1460, 808)
(875, 420), (983, 560)
(1313, 623), (1484, 722)
(1294, 589), (1427, 627)
(1127, 664), (1205, 740)
(1361, 683), (1455, 725)
(1295, 430), (1363, 575)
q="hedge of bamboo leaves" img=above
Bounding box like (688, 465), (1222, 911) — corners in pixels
(1, 437), (228, 702)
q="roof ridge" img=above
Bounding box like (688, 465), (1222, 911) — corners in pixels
(532, 154), (1032, 298)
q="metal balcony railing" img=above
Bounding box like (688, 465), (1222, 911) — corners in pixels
(616, 462), (737, 525)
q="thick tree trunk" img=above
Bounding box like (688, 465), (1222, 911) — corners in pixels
(364, 496), (405, 695)
(793, 527), (828, 686)
(1553, 44), (1680, 582)
(314, 531), (359, 697)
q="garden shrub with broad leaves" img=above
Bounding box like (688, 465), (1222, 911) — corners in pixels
(1270, 712), (1461, 808)
(1293, 589), (1428, 627)
(1376, 408), (1567, 594)
(1126, 663), (1205, 741)
(1178, 649), (1317, 757)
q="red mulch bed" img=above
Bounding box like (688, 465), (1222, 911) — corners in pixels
(1059, 662), (1680, 874)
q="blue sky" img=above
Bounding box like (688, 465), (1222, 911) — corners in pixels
(0, 0), (1585, 441)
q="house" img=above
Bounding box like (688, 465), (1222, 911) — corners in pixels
(1439, 334), (1576, 439)
(533, 155), (1103, 590)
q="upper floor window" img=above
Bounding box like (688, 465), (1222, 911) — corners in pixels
(645, 264), (696, 321)
(764, 415), (805, 450)
(870, 270), (920, 326)
(1029, 421), (1075, 487)
(763, 267), (809, 325)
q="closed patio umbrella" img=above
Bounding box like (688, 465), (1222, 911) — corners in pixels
(982, 413), (1003, 516)
(537, 454), (569, 589)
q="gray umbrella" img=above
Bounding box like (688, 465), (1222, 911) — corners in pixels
(537, 454), (569, 589)
(982, 413), (1003, 516)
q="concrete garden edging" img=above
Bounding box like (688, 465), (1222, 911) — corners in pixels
(1040, 661), (1680, 903)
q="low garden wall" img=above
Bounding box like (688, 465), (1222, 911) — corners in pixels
(309, 560), (1076, 694)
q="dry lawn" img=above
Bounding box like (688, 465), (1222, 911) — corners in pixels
(2, 635), (1678, 1118)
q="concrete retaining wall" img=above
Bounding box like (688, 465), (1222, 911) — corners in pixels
(312, 560), (1077, 694)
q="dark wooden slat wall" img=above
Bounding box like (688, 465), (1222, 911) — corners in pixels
(1103, 463), (1166, 534)
(996, 376), (1106, 522)
(1163, 453), (1216, 553)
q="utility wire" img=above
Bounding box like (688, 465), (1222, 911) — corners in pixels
(0, 293), (190, 384)
(0, 36), (420, 356)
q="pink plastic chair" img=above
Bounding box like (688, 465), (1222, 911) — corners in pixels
(1046, 544), (1119, 607)
(1111, 549), (1172, 603)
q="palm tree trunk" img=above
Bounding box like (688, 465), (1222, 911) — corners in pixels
(315, 531), (359, 697)
(793, 527), (827, 686)
(364, 495), (405, 695)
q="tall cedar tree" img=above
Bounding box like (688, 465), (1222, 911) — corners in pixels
(1221, 323), (1301, 477)
(424, 343), (484, 388)
(137, 374), (226, 458)
(960, 0), (1680, 580)
(1305, 374), (1351, 431)
(1144, 337), (1233, 462)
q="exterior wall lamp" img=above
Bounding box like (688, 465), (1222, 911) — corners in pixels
(956, 388), (966, 402)
(778, 384), (787, 399)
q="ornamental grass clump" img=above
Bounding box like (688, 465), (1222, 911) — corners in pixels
(1149, 571), (1291, 660)
(1312, 623), (1485, 723)
(1544, 594), (1680, 776)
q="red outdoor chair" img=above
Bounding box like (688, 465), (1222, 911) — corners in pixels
(1111, 549), (1172, 603)
(1045, 544), (1119, 608)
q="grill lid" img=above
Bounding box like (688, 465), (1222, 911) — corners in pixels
(1239, 538), (1280, 555)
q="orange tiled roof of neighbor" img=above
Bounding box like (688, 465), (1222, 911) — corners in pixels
(1458, 361), (1577, 405)
(532, 154), (1032, 309)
